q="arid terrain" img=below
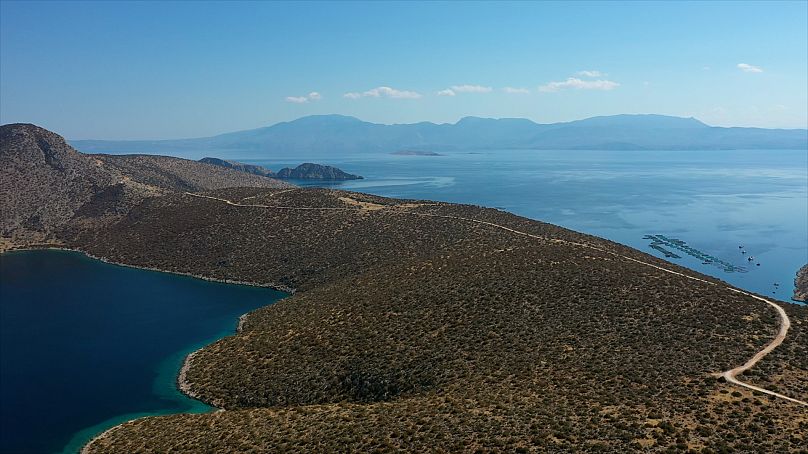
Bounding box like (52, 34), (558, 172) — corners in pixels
(2, 124), (806, 452)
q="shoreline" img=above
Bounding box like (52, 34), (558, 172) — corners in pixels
(1, 245), (297, 294)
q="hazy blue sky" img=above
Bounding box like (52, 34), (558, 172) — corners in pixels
(1, 1), (806, 139)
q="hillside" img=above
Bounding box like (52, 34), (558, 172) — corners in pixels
(0, 124), (289, 250)
(2, 125), (806, 452)
(0, 123), (121, 244)
(96, 154), (290, 192)
(71, 114), (808, 157)
(73, 187), (807, 452)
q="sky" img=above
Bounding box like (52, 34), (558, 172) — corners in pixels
(1, 1), (806, 140)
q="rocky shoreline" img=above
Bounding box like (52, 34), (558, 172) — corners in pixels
(794, 264), (808, 302)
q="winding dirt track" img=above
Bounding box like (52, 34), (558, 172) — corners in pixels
(184, 191), (807, 406)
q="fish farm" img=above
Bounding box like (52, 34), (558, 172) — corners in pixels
(643, 235), (747, 273)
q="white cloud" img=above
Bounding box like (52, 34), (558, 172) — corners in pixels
(538, 77), (620, 92)
(344, 86), (422, 99)
(502, 86), (530, 94)
(285, 91), (322, 103)
(437, 89), (456, 96)
(576, 70), (604, 77)
(450, 84), (493, 93)
(285, 96), (309, 104)
(737, 63), (763, 73)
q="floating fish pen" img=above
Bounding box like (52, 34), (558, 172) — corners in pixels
(644, 234), (747, 273)
(649, 244), (682, 259)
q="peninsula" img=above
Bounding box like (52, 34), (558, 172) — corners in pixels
(1, 123), (806, 453)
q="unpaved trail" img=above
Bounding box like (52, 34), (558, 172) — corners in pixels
(186, 191), (807, 406)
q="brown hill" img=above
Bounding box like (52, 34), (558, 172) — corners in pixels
(97, 154), (290, 192)
(0, 124), (290, 250)
(0, 123), (121, 244)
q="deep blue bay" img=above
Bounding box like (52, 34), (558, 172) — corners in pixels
(0, 250), (285, 454)
(253, 148), (807, 302)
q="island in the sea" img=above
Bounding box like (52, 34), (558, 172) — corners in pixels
(391, 150), (443, 156)
(275, 162), (362, 180)
(1, 123), (806, 453)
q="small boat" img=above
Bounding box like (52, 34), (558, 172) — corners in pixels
(741, 250), (746, 254)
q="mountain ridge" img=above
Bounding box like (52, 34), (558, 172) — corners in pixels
(70, 114), (808, 158)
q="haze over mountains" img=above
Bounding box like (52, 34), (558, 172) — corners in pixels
(71, 114), (808, 158)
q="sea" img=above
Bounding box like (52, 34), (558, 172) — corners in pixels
(251, 148), (807, 302)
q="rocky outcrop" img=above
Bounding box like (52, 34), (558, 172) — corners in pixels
(275, 163), (362, 180)
(794, 264), (808, 302)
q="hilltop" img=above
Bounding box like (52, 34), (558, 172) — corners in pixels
(71, 114), (808, 158)
(2, 125), (806, 452)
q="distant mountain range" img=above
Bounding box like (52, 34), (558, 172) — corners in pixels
(71, 114), (808, 158)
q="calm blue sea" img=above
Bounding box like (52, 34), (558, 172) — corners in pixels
(0, 250), (285, 454)
(251, 149), (807, 302)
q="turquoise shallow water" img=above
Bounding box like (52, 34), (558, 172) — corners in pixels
(252, 149), (807, 302)
(0, 250), (286, 454)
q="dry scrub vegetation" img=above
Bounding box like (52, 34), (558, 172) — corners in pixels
(75, 187), (808, 453)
